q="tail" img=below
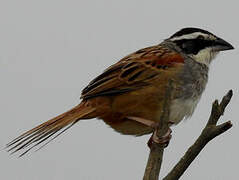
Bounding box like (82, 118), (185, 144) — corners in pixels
(6, 102), (95, 157)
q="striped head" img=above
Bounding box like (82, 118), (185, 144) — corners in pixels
(167, 27), (234, 66)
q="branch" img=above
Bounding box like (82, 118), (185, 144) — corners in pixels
(143, 81), (173, 180)
(163, 90), (233, 180)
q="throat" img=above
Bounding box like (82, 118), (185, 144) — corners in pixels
(192, 48), (218, 66)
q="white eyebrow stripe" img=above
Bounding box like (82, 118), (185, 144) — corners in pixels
(170, 32), (209, 41)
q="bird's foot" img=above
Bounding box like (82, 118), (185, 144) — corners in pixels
(127, 116), (173, 148)
(147, 126), (172, 148)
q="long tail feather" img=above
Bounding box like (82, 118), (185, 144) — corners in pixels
(6, 103), (95, 156)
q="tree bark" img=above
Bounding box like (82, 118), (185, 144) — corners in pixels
(143, 81), (172, 180)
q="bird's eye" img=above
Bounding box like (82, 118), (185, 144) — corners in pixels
(197, 35), (204, 40)
(182, 40), (195, 54)
(174, 39), (202, 55)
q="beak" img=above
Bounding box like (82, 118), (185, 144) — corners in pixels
(213, 38), (234, 51)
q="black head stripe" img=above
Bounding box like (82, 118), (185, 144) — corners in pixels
(170, 27), (213, 38)
(174, 38), (214, 55)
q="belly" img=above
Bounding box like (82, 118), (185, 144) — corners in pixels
(169, 97), (201, 124)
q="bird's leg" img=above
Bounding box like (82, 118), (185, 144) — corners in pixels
(127, 116), (156, 127)
(127, 116), (173, 148)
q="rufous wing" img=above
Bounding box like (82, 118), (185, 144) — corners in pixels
(81, 45), (184, 100)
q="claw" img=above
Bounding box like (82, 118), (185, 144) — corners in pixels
(148, 128), (172, 148)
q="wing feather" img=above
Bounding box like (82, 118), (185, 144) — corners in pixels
(81, 45), (184, 99)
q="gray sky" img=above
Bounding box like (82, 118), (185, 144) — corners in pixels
(0, 0), (238, 179)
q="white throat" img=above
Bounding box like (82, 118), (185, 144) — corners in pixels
(191, 47), (219, 66)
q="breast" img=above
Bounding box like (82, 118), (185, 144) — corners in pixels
(169, 97), (200, 124)
(169, 58), (209, 124)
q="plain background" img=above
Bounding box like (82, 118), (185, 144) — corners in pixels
(0, 0), (238, 179)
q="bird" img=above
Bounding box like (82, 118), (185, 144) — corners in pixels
(6, 27), (234, 156)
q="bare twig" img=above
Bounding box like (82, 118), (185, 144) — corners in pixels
(143, 89), (233, 180)
(163, 90), (233, 180)
(143, 81), (173, 180)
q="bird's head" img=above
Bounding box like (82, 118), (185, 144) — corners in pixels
(167, 27), (234, 66)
